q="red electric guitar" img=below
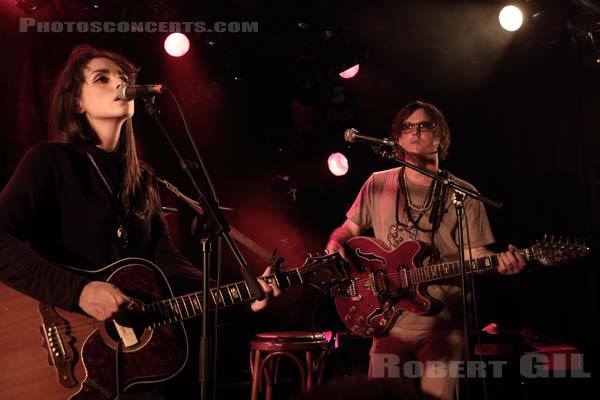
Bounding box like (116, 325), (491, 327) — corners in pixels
(332, 235), (589, 337)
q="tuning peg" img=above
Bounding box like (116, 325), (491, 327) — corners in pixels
(543, 234), (550, 242)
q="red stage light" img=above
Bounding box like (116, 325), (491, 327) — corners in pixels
(339, 64), (360, 79)
(328, 152), (349, 176)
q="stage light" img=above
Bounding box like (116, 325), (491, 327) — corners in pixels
(322, 28), (364, 80)
(16, 0), (50, 13)
(499, 5), (524, 31)
(164, 33), (190, 57)
(339, 64), (360, 79)
(333, 51), (363, 80)
(328, 152), (349, 176)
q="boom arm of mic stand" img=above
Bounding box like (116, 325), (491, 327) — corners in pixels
(154, 177), (269, 298)
(375, 148), (503, 209)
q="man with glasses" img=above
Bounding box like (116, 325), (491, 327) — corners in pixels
(326, 101), (526, 400)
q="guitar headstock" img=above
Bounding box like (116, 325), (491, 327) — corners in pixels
(296, 251), (350, 289)
(528, 235), (590, 266)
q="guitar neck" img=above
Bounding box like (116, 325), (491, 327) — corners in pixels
(412, 248), (536, 284)
(142, 268), (306, 327)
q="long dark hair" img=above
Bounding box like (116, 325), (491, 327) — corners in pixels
(390, 100), (451, 160)
(49, 44), (158, 218)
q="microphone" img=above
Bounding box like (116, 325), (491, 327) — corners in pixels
(117, 84), (167, 101)
(344, 128), (397, 148)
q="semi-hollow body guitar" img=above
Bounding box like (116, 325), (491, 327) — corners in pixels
(332, 235), (589, 337)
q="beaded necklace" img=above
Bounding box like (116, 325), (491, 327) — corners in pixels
(402, 168), (435, 213)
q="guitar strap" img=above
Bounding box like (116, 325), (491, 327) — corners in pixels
(428, 168), (449, 264)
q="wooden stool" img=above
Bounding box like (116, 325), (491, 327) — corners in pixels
(249, 331), (330, 400)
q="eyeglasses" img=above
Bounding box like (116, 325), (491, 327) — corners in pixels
(400, 121), (436, 133)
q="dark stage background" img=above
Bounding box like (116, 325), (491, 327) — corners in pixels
(0, 0), (598, 397)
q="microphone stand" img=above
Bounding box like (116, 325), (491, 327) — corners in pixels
(372, 145), (501, 400)
(142, 95), (264, 400)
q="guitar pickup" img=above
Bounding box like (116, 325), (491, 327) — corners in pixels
(371, 270), (390, 295)
(398, 267), (409, 289)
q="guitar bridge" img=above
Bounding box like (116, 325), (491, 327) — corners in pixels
(330, 279), (361, 301)
(371, 267), (414, 301)
(39, 303), (77, 388)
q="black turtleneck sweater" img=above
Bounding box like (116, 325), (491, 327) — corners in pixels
(0, 141), (200, 311)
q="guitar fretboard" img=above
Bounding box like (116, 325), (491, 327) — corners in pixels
(143, 268), (307, 328)
(409, 248), (536, 284)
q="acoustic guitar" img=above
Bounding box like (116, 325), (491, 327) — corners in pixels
(0, 254), (347, 399)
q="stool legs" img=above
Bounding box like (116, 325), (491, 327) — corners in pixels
(250, 350), (311, 400)
(306, 350), (331, 391)
(251, 349), (262, 400)
(305, 351), (313, 391)
(315, 351), (329, 385)
(249, 332), (331, 400)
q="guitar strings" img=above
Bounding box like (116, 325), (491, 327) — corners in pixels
(347, 252), (509, 288)
(350, 265), (481, 287)
(347, 246), (533, 289)
(48, 321), (98, 335)
(47, 285), (259, 336)
(44, 252), (509, 336)
(46, 263), (334, 336)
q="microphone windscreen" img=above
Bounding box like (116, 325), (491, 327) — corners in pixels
(344, 128), (357, 143)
